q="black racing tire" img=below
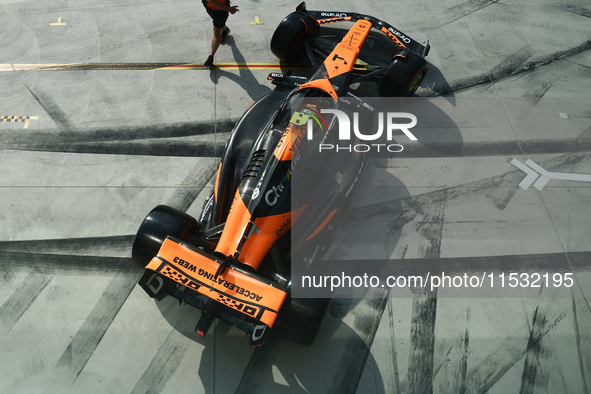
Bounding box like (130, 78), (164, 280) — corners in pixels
(271, 12), (319, 63)
(274, 274), (332, 346)
(276, 296), (332, 346)
(378, 52), (428, 97)
(131, 205), (200, 269)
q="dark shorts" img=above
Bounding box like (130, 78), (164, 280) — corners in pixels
(205, 6), (229, 29)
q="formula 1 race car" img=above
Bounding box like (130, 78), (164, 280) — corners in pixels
(131, 2), (429, 347)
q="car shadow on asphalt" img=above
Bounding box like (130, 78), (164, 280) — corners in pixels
(207, 36), (273, 102)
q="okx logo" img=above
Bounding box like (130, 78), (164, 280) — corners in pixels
(293, 108), (418, 153)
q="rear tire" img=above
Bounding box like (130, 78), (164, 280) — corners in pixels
(274, 274), (332, 346)
(271, 12), (319, 63)
(131, 205), (200, 269)
(276, 297), (332, 346)
(378, 52), (428, 97)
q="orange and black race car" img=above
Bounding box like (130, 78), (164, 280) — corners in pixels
(131, 2), (430, 347)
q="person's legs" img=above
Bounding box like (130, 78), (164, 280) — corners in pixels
(221, 27), (230, 44)
(210, 26), (223, 57)
(204, 8), (229, 67)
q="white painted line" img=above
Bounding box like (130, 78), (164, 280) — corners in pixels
(524, 159), (552, 190)
(559, 113), (568, 119)
(510, 158), (539, 190)
(512, 158), (591, 191)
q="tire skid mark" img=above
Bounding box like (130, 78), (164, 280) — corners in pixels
(25, 84), (75, 131)
(459, 328), (469, 394)
(130, 319), (192, 394)
(426, 39), (591, 96)
(324, 194), (445, 394)
(51, 150), (215, 385)
(20, 85), (235, 144)
(438, 311), (470, 394)
(7, 118), (591, 160)
(386, 299), (401, 394)
(375, 136), (591, 159)
(521, 76), (559, 98)
(425, 46), (532, 96)
(320, 251), (591, 282)
(435, 0), (501, 28)
(464, 309), (567, 393)
(25, 354), (47, 377)
(518, 299), (572, 394)
(54, 272), (140, 385)
(519, 306), (544, 394)
(8, 140), (226, 157)
(572, 297), (591, 393)
(4, 249), (591, 280)
(15, 135), (591, 159)
(341, 165), (522, 231)
(555, 4), (591, 19)
(0, 252), (138, 275)
(165, 161), (218, 212)
(0, 119), (234, 145)
(0, 235), (134, 256)
(0, 272), (52, 334)
(349, 153), (591, 230)
(432, 342), (454, 383)
(125, 159), (218, 391)
(327, 289), (389, 394)
(407, 195), (445, 394)
(407, 295), (438, 394)
(234, 332), (281, 393)
(0, 116), (233, 156)
(575, 125), (591, 141)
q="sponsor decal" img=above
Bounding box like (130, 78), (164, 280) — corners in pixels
(252, 178), (263, 199)
(321, 12), (347, 17)
(197, 267), (264, 301)
(275, 215), (290, 236)
(291, 149), (301, 172)
(216, 293), (260, 317)
(265, 164), (293, 207)
(160, 265), (202, 291)
(167, 257), (265, 302)
(387, 27), (411, 44)
(265, 183), (285, 206)
(173, 256), (198, 273)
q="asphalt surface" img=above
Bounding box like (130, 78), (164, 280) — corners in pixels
(1, 0), (590, 393)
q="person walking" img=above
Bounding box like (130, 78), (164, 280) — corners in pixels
(202, 0), (239, 67)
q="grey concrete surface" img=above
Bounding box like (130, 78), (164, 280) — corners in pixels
(0, 0), (590, 393)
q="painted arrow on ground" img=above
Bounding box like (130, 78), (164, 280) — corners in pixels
(510, 158), (591, 190)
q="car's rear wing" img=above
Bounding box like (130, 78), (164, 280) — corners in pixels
(297, 2), (430, 58)
(143, 237), (287, 328)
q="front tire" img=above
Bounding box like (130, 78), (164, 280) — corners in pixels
(378, 52), (428, 97)
(271, 12), (319, 63)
